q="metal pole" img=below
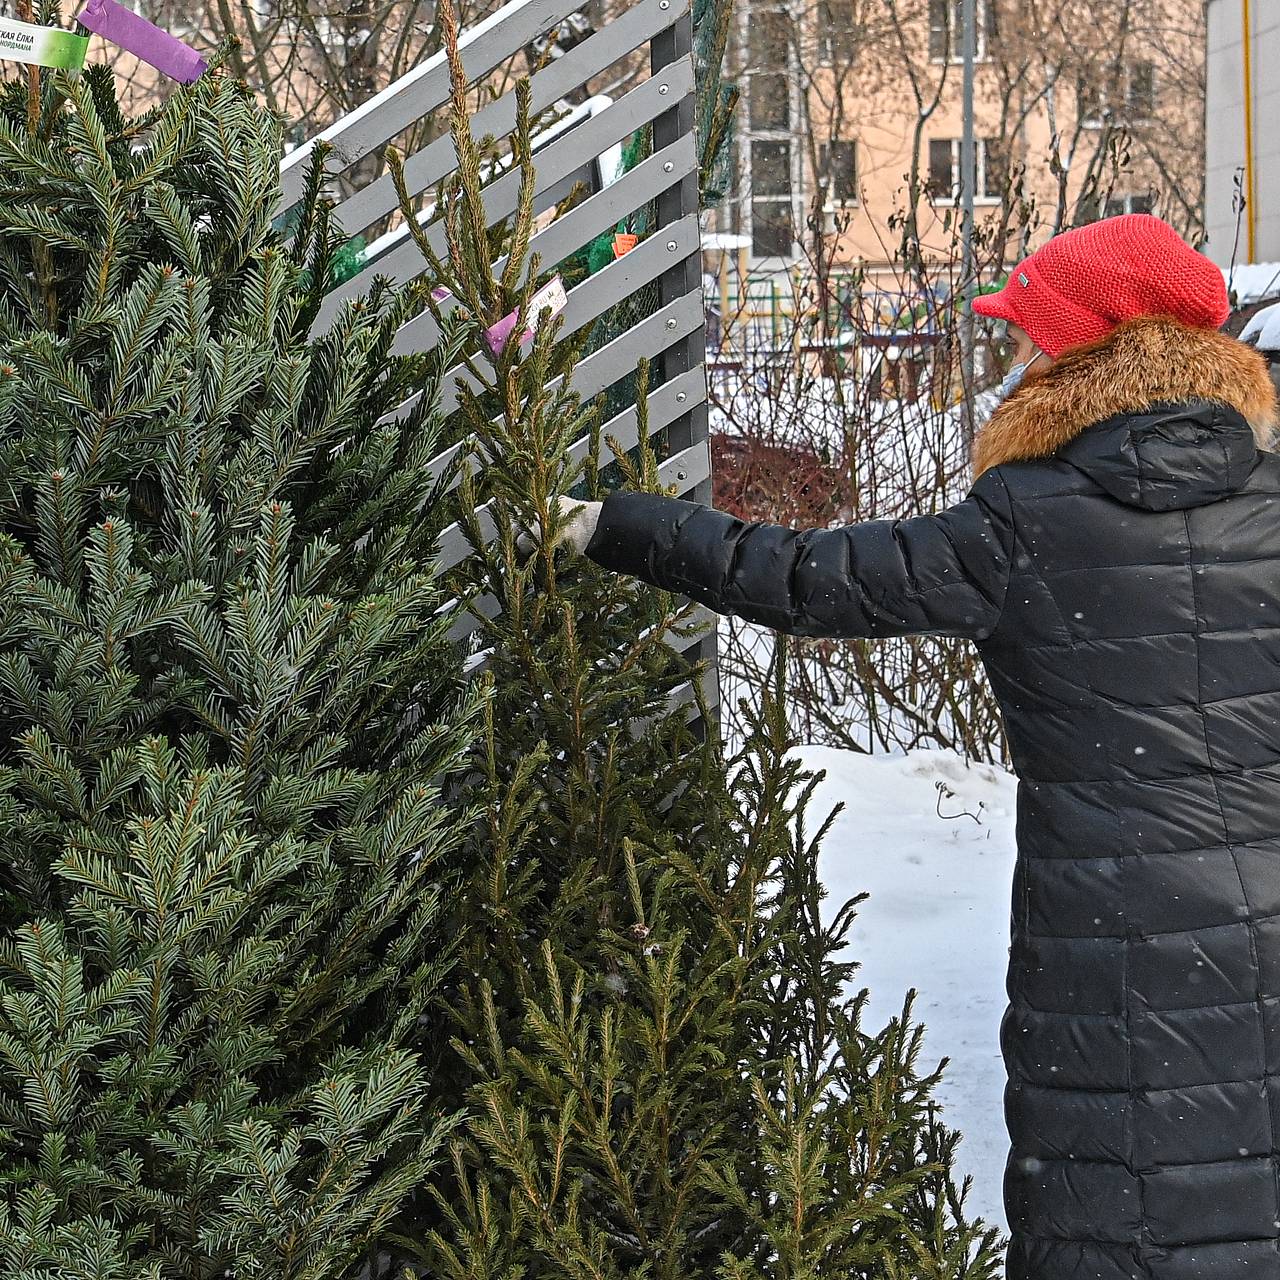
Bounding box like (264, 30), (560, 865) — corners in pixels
(959, 0), (977, 445)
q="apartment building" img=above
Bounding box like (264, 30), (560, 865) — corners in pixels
(712, 0), (1203, 297)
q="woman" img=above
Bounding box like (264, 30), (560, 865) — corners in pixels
(549, 214), (1280, 1278)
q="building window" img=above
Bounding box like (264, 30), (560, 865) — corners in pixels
(1081, 61), (1156, 126)
(751, 204), (795, 257)
(819, 139), (858, 205)
(1104, 192), (1154, 218)
(927, 138), (951, 196)
(928, 137), (1005, 202)
(747, 8), (790, 67)
(748, 72), (790, 129)
(1127, 61), (1156, 118)
(929, 0), (996, 63)
(750, 138), (794, 256)
(742, 0), (797, 261)
(752, 139), (791, 195)
(818, 0), (856, 64)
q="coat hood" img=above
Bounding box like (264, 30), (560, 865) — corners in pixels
(1056, 400), (1260, 510)
(973, 316), (1278, 489)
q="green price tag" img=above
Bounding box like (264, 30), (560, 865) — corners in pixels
(0, 16), (89, 69)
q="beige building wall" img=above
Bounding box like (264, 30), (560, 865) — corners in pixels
(714, 0), (1203, 300)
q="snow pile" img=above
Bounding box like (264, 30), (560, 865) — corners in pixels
(1224, 262), (1280, 307)
(1241, 299), (1280, 353)
(801, 745), (1017, 1231)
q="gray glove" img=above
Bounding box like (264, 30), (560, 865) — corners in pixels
(516, 496), (602, 558)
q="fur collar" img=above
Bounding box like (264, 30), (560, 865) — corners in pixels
(973, 317), (1279, 476)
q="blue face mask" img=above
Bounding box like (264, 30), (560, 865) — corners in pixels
(995, 349), (1043, 402)
(997, 360), (1029, 402)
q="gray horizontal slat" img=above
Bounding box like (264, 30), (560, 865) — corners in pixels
(277, 0), (583, 215)
(330, 0), (689, 237)
(657, 660), (720, 729)
(446, 590), (501, 644)
(387, 283), (703, 503)
(458, 203), (701, 373)
(316, 57), (695, 331)
(399, 285), (704, 505)
(390, 209), (701, 435)
(556, 283), (703, 402)
(463, 207), (701, 370)
(629, 622), (720, 742)
(654, 437), (710, 494)
(408, 225), (704, 525)
(568, 364), (705, 470)
(382, 129), (696, 355)
(503, 134), (697, 289)
(437, 506), (498, 574)
(434, 363), (707, 573)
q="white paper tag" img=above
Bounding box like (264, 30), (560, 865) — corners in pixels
(0, 16), (88, 68)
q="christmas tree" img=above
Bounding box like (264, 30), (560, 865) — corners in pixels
(0, 65), (479, 1276)
(380, 5), (1003, 1274)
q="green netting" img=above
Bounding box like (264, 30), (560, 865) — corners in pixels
(271, 202), (368, 294)
(329, 234), (369, 287)
(693, 0), (736, 209)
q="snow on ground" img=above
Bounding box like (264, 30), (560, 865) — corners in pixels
(797, 744), (1018, 1233)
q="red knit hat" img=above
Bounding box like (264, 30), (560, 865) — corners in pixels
(971, 214), (1229, 358)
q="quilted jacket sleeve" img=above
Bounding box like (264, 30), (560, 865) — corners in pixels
(583, 469), (1016, 641)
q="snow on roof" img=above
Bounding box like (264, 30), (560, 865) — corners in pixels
(1223, 262), (1280, 306)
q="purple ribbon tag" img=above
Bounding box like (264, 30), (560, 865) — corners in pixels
(77, 0), (207, 82)
(483, 276), (567, 357)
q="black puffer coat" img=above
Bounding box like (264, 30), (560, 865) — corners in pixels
(585, 317), (1280, 1279)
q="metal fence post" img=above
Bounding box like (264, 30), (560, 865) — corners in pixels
(650, 5), (719, 721)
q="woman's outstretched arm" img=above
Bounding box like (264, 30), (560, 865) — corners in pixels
(582, 470), (1017, 642)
